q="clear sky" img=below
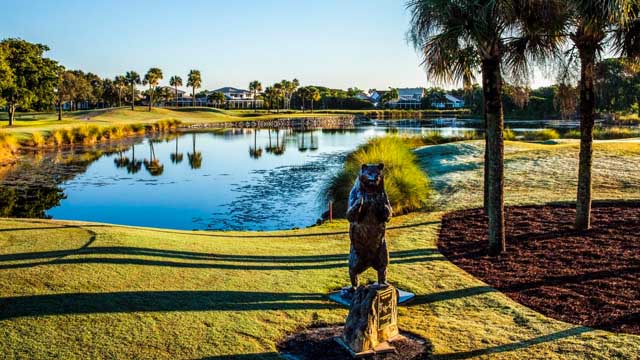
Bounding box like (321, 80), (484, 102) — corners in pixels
(0, 0), (552, 91)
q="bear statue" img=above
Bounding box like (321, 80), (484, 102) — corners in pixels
(345, 163), (393, 293)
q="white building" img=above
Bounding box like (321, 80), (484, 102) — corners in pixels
(431, 94), (465, 109)
(210, 87), (263, 109)
(389, 88), (424, 109)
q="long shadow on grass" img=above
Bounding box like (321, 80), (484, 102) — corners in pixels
(0, 291), (338, 320)
(0, 248), (442, 270)
(432, 326), (592, 359)
(409, 286), (496, 306)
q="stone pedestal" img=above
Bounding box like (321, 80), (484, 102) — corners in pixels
(338, 284), (399, 356)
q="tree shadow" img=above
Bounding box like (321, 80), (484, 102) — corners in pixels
(200, 354), (280, 360)
(0, 290), (339, 320)
(409, 286), (496, 306)
(433, 326), (592, 359)
(0, 246), (438, 271)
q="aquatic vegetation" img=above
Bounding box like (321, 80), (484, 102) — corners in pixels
(503, 128), (517, 141)
(564, 127), (640, 140)
(325, 136), (431, 217)
(521, 129), (560, 141)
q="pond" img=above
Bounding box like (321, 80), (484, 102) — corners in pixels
(0, 118), (580, 231)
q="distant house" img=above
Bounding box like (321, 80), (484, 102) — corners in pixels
(368, 90), (388, 107)
(208, 87), (263, 109)
(431, 94), (465, 109)
(389, 88), (424, 109)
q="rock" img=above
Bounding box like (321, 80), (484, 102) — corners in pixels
(342, 284), (399, 354)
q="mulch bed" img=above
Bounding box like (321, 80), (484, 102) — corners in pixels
(278, 326), (432, 360)
(437, 202), (640, 334)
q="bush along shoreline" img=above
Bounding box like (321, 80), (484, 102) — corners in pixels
(324, 136), (432, 219)
(0, 119), (182, 166)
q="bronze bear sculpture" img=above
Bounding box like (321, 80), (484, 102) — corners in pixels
(345, 163), (393, 292)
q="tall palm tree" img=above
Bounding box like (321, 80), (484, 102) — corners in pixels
(557, 1), (639, 230)
(408, 0), (565, 255)
(187, 70), (202, 107)
(114, 75), (127, 107)
(169, 75), (183, 107)
(308, 87), (320, 113)
(273, 82), (284, 113)
(249, 80), (262, 112)
(125, 71), (141, 111)
(144, 68), (163, 112)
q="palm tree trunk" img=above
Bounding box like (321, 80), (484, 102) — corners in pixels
(192, 88), (196, 107)
(148, 87), (153, 112)
(484, 115), (489, 212)
(175, 86), (178, 107)
(131, 84), (135, 111)
(57, 99), (62, 121)
(575, 45), (597, 231)
(481, 56), (506, 255)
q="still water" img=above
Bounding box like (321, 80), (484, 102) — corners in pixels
(4, 118), (571, 231)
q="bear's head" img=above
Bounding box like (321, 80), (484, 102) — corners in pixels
(359, 163), (385, 193)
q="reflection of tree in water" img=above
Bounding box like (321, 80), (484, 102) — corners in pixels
(249, 129), (263, 159)
(0, 186), (65, 218)
(309, 130), (318, 151)
(114, 150), (130, 168)
(265, 129), (286, 156)
(126, 145), (143, 174)
(170, 137), (184, 164)
(298, 131), (309, 152)
(188, 133), (203, 169)
(143, 141), (164, 176)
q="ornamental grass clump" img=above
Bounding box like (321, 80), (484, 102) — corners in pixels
(325, 136), (431, 218)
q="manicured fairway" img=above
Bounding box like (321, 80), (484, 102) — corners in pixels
(1, 140), (639, 359)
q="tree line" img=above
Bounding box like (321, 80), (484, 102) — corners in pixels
(408, 0), (640, 255)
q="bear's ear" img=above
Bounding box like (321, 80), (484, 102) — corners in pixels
(378, 163), (385, 171)
(361, 164), (368, 171)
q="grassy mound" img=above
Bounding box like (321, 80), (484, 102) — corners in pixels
(325, 136), (431, 217)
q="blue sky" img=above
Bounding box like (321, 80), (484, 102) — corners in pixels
(0, 0), (551, 91)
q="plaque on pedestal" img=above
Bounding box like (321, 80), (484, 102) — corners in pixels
(335, 284), (400, 357)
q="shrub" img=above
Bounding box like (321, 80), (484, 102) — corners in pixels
(325, 136), (431, 218)
(522, 129), (560, 141)
(0, 133), (20, 163)
(563, 127), (640, 140)
(30, 132), (46, 147)
(503, 128), (517, 141)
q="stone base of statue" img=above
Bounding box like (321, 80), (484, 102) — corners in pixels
(334, 284), (400, 357)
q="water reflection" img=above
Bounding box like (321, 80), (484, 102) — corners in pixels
(0, 118), (588, 231)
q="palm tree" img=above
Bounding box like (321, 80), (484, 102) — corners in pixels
(143, 68), (163, 111)
(125, 71), (141, 111)
(307, 86), (320, 113)
(249, 80), (262, 112)
(208, 91), (226, 107)
(114, 75), (127, 107)
(187, 70), (202, 107)
(170, 136), (183, 163)
(169, 75), (183, 107)
(407, 0), (565, 255)
(381, 88), (399, 108)
(187, 133), (203, 169)
(273, 82), (284, 113)
(556, 1), (640, 230)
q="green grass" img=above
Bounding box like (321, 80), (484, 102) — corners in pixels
(325, 136), (431, 217)
(564, 127), (640, 140)
(1, 137), (640, 358)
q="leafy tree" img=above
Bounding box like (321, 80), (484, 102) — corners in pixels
(408, 0), (566, 254)
(556, 1), (640, 230)
(55, 68), (76, 120)
(0, 39), (58, 126)
(143, 67), (163, 111)
(0, 47), (12, 109)
(249, 80), (262, 112)
(187, 69), (202, 107)
(347, 87), (363, 97)
(208, 91), (226, 107)
(169, 75), (183, 106)
(380, 88), (399, 107)
(125, 71), (141, 111)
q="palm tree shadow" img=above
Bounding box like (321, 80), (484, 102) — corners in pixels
(0, 290), (339, 321)
(433, 326), (592, 359)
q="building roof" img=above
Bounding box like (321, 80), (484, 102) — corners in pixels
(445, 94), (463, 103)
(213, 87), (250, 94)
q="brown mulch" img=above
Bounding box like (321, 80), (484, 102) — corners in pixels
(437, 202), (640, 334)
(278, 326), (433, 360)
